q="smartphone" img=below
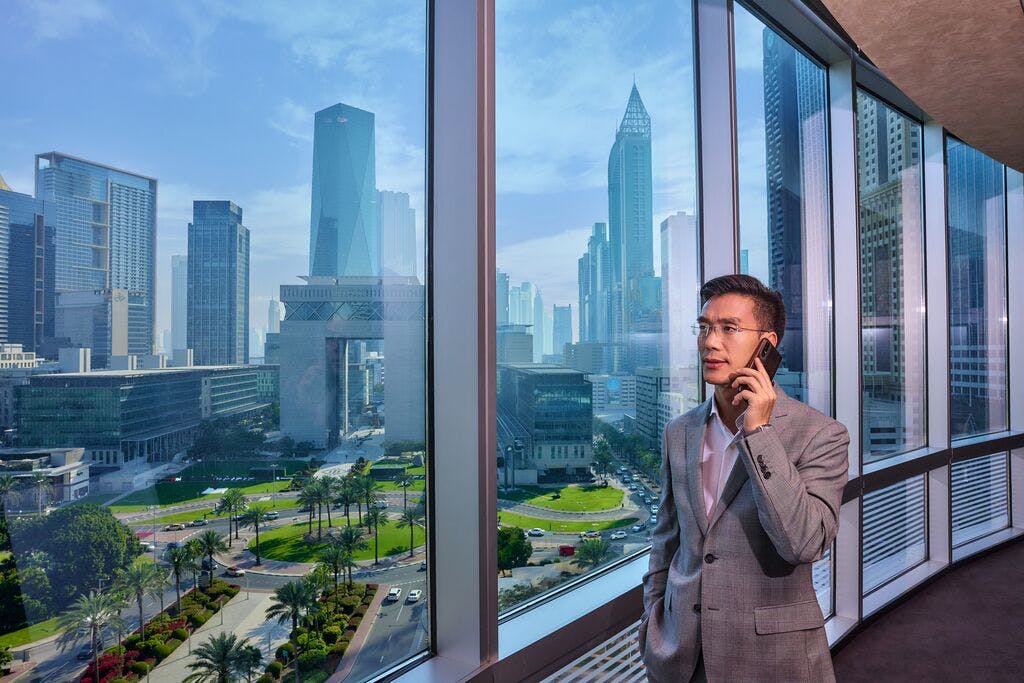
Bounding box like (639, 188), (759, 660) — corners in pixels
(746, 338), (782, 381)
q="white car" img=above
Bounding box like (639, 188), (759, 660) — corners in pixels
(649, 515), (658, 526)
(407, 589), (423, 603)
(141, 542), (156, 552)
(386, 587), (403, 602)
(265, 510), (280, 519)
(650, 505), (660, 514)
(225, 565), (246, 577)
(527, 528), (545, 537)
(609, 530), (627, 540)
(631, 523), (645, 533)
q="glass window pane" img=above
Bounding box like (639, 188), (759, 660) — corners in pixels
(856, 91), (927, 463)
(734, 3), (832, 414)
(1, 3), (428, 681)
(946, 138), (1007, 439)
(862, 477), (927, 594)
(951, 453), (1009, 547)
(812, 545), (833, 617)
(496, 0), (698, 614)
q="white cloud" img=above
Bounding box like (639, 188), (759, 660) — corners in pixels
(270, 99), (313, 142)
(733, 5), (769, 72)
(15, 0), (108, 40)
(497, 226), (592, 309)
(125, 5), (217, 96)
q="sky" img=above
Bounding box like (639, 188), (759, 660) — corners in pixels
(0, 0), (776, 348)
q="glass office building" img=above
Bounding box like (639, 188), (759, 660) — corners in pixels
(0, 2), (1020, 682)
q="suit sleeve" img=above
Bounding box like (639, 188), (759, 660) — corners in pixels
(641, 419), (680, 616)
(739, 418), (850, 565)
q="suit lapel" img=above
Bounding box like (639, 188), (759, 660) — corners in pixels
(705, 384), (791, 532)
(686, 397), (713, 537)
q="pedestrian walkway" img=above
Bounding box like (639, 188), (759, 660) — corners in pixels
(327, 583), (388, 682)
(151, 592), (289, 681)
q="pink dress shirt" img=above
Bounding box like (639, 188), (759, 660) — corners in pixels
(701, 397), (748, 519)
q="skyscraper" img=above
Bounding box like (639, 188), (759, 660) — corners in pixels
(0, 201), (7, 342)
(35, 152), (157, 360)
(267, 299), (282, 334)
(378, 189), (417, 278)
(608, 85), (654, 370)
(532, 288), (545, 363)
(496, 270), (510, 327)
(187, 201), (250, 365)
(552, 305), (572, 359)
(309, 103), (378, 277)
(171, 255), (188, 352)
(660, 211), (699, 372)
(0, 186), (53, 353)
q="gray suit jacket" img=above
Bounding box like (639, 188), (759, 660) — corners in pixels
(639, 385), (849, 682)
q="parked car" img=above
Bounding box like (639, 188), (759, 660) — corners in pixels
(579, 530), (601, 539)
(163, 523), (185, 531)
(527, 528), (545, 537)
(297, 505), (313, 513)
(419, 561), (427, 571)
(407, 589), (423, 603)
(609, 530), (628, 540)
(618, 466), (628, 473)
(190, 519), (207, 527)
(225, 565), (246, 577)
(265, 510), (280, 519)
(201, 557), (215, 571)
(386, 587), (403, 602)
(166, 541), (181, 550)
(622, 475), (633, 482)
(650, 505), (659, 514)
(558, 544), (576, 557)
(631, 523), (645, 533)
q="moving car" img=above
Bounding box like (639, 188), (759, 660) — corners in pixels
(225, 565), (246, 577)
(649, 515), (658, 525)
(650, 505), (659, 514)
(579, 530), (601, 539)
(386, 587), (403, 602)
(190, 519), (207, 527)
(265, 510), (280, 519)
(76, 642), (99, 660)
(609, 530), (628, 540)
(527, 528), (545, 537)
(407, 589), (423, 603)
(419, 561), (427, 571)
(631, 523), (645, 533)
(163, 523), (185, 531)
(140, 542), (156, 552)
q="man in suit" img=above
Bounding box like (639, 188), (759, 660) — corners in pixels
(639, 274), (849, 682)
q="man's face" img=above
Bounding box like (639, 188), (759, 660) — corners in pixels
(697, 293), (778, 387)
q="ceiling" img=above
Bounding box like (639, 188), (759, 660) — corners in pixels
(819, 0), (1024, 172)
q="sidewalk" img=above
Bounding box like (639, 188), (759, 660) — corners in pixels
(151, 592), (289, 681)
(327, 583), (388, 683)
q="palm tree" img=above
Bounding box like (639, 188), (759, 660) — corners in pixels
(114, 559), (166, 639)
(395, 474), (415, 511)
(166, 545), (199, 609)
(395, 506), (424, 557)
(335, 478), (358, 527)
(104, 590), (131, 679)
(356, 476), (382, 534)
(183, 631), (251, 683)
(321, 476), (337, 528)
(265, 579), (316, 634)
(297, 485), (318, 536)
(186, 538), (204, 589)
(571, 538), (614, 570)
(57, 591), (118, 683)
(364, 508), (387, 565)
(195, 529), (229, 584)
(30, 472), (50, 515)
(317, 544), (349, 610)
(238, 644), (263, 683)
(333, 525), (367, 588)
(239, 503), (273, 566)
(214, 489), (247, 547)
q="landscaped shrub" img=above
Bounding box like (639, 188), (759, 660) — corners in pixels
(188, 610), (211, 628)
(354, 604), (367, 617)
(295, 625), (308, 638)
(109, 678), (131, 683)
(297, 650), (326, 671)
(256, 676), (275, 683)
(275, 642), (295, 661)
(264, 660), (283, 678)
(129, 661), (150, 676)
(331, 642), (348, 657)
(338, 633), (352, 646)
(349, 615), (362, 629)
(172, 627), (190, 640)
(154, 638), (182, 660)
(338, 595), (360, 612)
(125, 634), (143, 649)
(322, 625), (341, 644)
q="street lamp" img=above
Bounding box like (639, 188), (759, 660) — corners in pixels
(503, 445), (512, 492)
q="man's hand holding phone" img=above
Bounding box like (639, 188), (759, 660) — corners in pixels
(730, 345), (778, 431)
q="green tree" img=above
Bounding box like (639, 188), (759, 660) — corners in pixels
(592, 440), (613, 486)
(238, 643), (263, 683)
(317, 544), (349, 610)
(183, 631), (252, 683)
(334, 478), (359, 528)
(57, 591), (118, 681)
(364, 508), (387, 565)
(497, 527), (532, 576)
(114, 559), (166, 639)
(166, 545), (198, 609)
(395, 507), (424, 557)
(265, 580), (316, 634)
(186, 538), (204, 589)
(333, 526), (368, 587)
(239, 503), (273, 566)
(195, 529), (229, 584)
(395, 474), (415, 511)
(0, 474), (18, 550)
(572, 538), (613, 570)
(355, 475), (382, 533)
(214, 489), (248, 547)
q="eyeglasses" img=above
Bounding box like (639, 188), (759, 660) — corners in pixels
(691, 322), (771, 338)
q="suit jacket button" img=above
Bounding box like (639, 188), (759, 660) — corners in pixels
(756, 454), (765, 464)
(704, 553), (716, 564)
(763, 471), (772, 479)
(693, 603), (701, 613)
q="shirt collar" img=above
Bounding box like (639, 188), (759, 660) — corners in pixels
(709, 392), (747, 442)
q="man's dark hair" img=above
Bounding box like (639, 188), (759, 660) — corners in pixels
(699, 274), (786, 343)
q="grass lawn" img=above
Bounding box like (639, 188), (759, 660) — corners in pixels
(498, 484), (623, 512)
(0, 615), (62, 648)
(497, 511), (636, 533)
(128, 497), (298, 525)
(110, 479), (292, 512)
(377, 478), (425, 492)
(252, 519), (426, 563)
